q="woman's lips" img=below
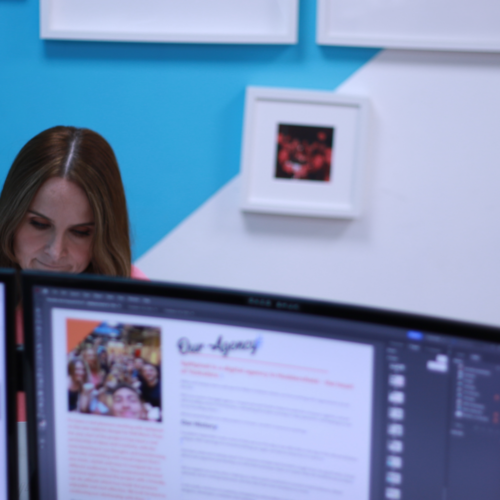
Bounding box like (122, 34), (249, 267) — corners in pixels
(34, 260), (71, 272)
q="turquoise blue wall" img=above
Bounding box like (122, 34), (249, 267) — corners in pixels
(0, 0), (378, 259)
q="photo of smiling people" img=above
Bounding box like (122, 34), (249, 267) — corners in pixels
(67, 319), (161, 422)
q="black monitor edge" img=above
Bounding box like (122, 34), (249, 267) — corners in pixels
(2, 269), (18, 500)
(20, 269), (500, 343)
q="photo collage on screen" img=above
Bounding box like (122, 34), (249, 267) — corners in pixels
(275, 123), (334, 182)
(66, 319), (161, 422)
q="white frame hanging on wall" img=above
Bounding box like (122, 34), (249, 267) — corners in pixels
(40, 0), (299, 44)
(240, 87), (370, 219)
(317, 0), (500, 52)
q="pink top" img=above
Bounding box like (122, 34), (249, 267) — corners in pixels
(130, 264), (149, 280)
(17, 265), (149, 422)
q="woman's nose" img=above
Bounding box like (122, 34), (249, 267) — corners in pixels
(46, 232), (66, 260)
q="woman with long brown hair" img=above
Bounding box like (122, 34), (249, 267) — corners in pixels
(68, 358), (92, 413)
(0, 126), (134, 277)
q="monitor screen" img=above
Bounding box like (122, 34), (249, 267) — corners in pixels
(23, 273), (500, 500)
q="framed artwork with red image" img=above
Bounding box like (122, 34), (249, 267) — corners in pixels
(240, 87), (370, 219)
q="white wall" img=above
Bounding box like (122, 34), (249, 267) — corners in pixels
(137, 49), (500, 327)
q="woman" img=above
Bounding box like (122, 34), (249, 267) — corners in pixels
(0, 126), (133, 277)
(0, 127), (147, 337)
(82, 347), (106, 389)
(67, 358), (92, 413)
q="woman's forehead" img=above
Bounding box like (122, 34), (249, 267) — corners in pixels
(30, 177), (94, 224)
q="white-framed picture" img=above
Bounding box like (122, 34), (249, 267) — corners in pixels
(40, 0), (299, 44)
(317, 0), (500, 52)
(240, 87), (370, 219)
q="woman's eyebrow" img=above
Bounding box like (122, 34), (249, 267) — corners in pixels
(28, 210), (52, 221)
(71, 222), (95, 227)
(28, 210), (94, 226)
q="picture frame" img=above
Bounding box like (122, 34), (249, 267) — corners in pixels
(40, 0), (299, 44)
(240, 87), (370, 219)
(317, 0), (500, 52)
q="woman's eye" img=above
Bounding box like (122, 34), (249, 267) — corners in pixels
(29, 220), (50, 230)
(71, 228), (92, 238)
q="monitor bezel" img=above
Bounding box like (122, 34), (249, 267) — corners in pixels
(0, 269), (19, 500)
(22, 270), (500, 500)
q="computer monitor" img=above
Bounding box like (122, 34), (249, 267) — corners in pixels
(23, 271), (500, 500)
(0, 269), (18, 500)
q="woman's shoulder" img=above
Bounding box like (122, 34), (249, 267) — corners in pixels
(131, 265), (149, 281)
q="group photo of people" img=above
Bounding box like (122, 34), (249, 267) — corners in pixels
(67, 319), (162, 422)
(275, 123), (334, 182)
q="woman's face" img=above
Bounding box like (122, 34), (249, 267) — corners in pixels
(112, 388), (143, 419)
(142, 364), (158, 386)
(73, 361), (86, 383)
(14, 177), (94, 273)
(83, 349), (98, 369)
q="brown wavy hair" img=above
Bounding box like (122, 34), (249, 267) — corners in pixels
(0, 126), (131, 277)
